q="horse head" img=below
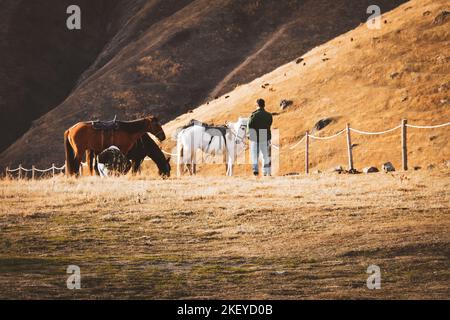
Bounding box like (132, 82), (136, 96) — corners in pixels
(145, 116), (166, 142)
(159, 156), (171, 179)
(237, 117), (249, 127)
(234, 117), (249, 141)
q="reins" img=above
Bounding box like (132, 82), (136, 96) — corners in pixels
(227, 123), (247, 145)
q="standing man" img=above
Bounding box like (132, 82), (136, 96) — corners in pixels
(248, 98), (273, 176)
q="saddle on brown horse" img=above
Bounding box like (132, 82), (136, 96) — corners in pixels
(91, 116), (120, 131)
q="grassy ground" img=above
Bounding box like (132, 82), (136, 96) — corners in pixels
(0, 170), (449, 299)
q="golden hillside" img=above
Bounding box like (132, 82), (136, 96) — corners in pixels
(163, 0), (450, 175)
(1, 0), (406, 169)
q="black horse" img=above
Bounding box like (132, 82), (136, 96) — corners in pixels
(126, 133), (171, 177)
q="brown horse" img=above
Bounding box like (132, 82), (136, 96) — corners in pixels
(64, 116), (165, 176)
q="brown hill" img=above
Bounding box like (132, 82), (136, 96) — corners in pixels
(163, 0), (449, 175)
(0, 0), (120, 153)
(0, 0), (406, 169)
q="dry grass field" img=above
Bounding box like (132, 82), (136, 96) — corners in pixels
(0, 170), (449, 299)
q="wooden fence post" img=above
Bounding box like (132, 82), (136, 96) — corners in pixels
(18, 164), (22, 180)
(401, 119), (408, 171)
(32, 165), (35, 180)
(5, 167), (9, 179)
(346, 123), (354, 171)
(52, 163), (55, 178)
(305, 131), (309, 174)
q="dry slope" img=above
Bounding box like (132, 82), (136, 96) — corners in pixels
(0, 0), (120, 152)
(163, 0), (450, 175)
(0, 0), (406, 168)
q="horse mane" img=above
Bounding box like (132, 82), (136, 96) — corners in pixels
(116, 118), (149, 133)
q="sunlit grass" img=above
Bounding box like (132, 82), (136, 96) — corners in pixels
(0, 170), (449, 299)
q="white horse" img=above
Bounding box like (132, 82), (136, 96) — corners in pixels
(176, 117), (248, 176)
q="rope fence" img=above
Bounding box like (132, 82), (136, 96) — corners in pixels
(161, 149), (178, 157)
(280, 119), (449, 173)
(5, 163), (65, 180)
(349, 125), (401, 135)
(405, 122), (450, 129)
(164, 119), (448, 172)
(309, 128), (346, 140)
(4, 119), (449, 179)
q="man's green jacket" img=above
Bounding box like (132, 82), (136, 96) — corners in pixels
(247, 108), (273, 142)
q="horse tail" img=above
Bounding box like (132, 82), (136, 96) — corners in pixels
(64, 130), (77, 176)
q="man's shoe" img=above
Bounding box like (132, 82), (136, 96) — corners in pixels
(253, 171), (259, 176)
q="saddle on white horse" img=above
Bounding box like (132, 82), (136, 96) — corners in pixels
(183, 119), (228, 148)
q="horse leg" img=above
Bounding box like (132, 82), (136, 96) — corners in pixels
(228, 149), (235, 176)
(85, 150), (91, 175)
(176, 141), (183, 177)
(227, 160), (233, 176)
(130, 160), (137, 174)
(186, 163), (191, 175)
(137, 160), (143, 174)
(131, 160), (142, 175)
(226, 157), (232, 176)
(70, 142), (84, 177)
(223, 147), (228, 175)
(94, 153), (100, 175)
(191, 149), (196, 174)
(90, 151), (96, 176)
(224, 142), (232, 176)
(74, 153), (83, 177)
(185, 148), (194, 175)
(86, 150), (94, 176)
(186, 157), (194, 175)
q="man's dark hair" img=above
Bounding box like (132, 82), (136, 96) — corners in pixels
(256, 98), (265, 108)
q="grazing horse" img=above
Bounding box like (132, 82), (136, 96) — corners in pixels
(126, 133), (171, 178)
(97, 146), (131, 177)
(64, 116), (165, 176)
(176, 117), (248, 176)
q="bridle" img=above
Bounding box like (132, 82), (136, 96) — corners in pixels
(228, 122), (247, 145)
(147, 117), (165, 139)
(152, 129), (165, 138)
